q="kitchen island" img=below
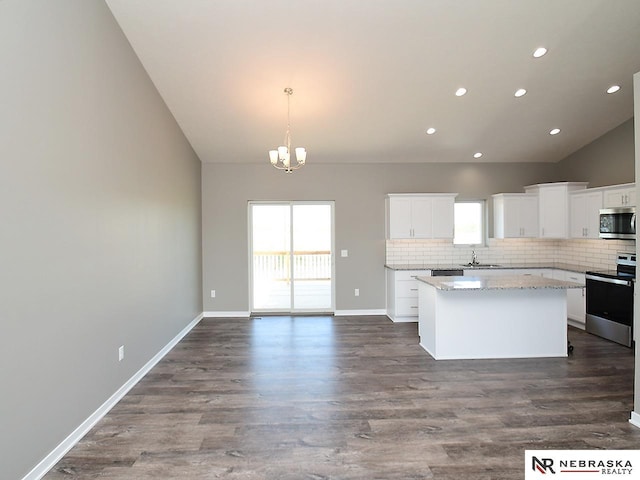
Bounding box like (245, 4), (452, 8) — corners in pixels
(417, 275), (582, 360)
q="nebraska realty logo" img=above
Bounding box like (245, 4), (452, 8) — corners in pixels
(525, 450), (640, 479)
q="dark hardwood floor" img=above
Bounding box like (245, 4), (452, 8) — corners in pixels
(45, 316), (639, 479)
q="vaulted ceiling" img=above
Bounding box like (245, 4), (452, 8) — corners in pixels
(106, 0), (640, 164)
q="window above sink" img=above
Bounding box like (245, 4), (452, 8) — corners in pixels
(454, 201), (485, 246)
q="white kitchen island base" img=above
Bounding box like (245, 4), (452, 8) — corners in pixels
(418, 278), (571, 360)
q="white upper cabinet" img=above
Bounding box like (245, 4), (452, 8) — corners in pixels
(569, 190), (603, 239)
(492, 193), (538, 238)
(408, 196), (434, 238)
(388, 196), (414, 238)
(431, 196), (456, 239)
(525, 182), (588, 239)
(386, 194), (457, 239)
(603, 183), (636, 207)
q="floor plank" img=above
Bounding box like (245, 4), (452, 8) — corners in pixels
(44, 315), (639, 479)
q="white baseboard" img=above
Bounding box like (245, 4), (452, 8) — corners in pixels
(630, 411), (640, 429)
(22, 313), (204, 480)
(203, 311), (250, 318)
(390, 316), (418, 323)
(334, 309), (387, 316)
(567, 319), (586, 330)
(204, 311), (386, 318)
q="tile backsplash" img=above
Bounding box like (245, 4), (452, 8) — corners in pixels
(386, 237), (635, 270)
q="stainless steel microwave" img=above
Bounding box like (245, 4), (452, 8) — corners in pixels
(599, 207), (636, 239)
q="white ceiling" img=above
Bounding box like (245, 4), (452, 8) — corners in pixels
(105, 0), (640, 165)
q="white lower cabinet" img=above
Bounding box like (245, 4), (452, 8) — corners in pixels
(386, 269), (429, 322)
(387, 267), (585, 326)
(555, 270), (586, 329)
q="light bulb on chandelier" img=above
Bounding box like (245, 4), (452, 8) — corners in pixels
(269, 87), (306, 173)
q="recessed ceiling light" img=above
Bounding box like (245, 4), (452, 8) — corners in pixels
(473, 152), (483, 159)
(549, 128), (561, 135)
(533, 47), (547, 58)
(426, 127), (436, 135)
(455, 87), (467, 97)
(514, 88), (527, 98)
(606, 85), (621, 94)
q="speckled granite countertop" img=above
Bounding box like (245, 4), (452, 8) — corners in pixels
(416, 275), (584, 291)
(385, 263), (591, 274)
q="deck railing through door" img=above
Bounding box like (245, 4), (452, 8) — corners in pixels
(253, 251), (331, 281)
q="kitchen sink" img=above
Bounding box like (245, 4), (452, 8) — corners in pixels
(460, 263), (503, 268)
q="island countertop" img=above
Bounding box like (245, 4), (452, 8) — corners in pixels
(416, 275), (583, 291)
(386, 263), (591, 274)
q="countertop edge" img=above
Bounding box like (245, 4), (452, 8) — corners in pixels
(416, 275), (584, 291)
(385, 263), (590, 274)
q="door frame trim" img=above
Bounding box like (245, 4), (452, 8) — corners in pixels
(248, 200), (336, 314)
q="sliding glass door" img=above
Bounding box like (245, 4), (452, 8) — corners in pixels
(250, 202), (334, 313)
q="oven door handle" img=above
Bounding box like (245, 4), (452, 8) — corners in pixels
(586, 274), (633, 287)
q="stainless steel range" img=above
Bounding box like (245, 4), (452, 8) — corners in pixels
(585, 252), (635, 347)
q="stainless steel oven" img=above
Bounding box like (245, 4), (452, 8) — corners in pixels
(585, 252), (635, 347)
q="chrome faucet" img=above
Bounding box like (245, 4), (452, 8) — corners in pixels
(471, 249), (478, 265)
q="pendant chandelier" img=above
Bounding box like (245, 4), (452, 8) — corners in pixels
(269, 87), (306, 173)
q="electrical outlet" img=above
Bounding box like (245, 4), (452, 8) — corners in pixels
(354, 288), (359, 297)
(341, 250), (348, 257)
(118, 345), (125, 362)
(211, 290), (216, 298)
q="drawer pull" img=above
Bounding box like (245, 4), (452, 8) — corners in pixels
(411, 306), (418, 309)
(410, 288), (418, 291)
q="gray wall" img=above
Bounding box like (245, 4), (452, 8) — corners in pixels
(0, 2), (202, 479)
(202, 162), (557, 313)
(555, 118), (635, 187)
